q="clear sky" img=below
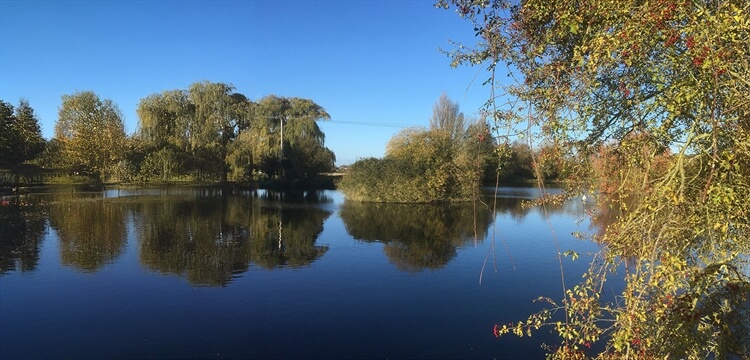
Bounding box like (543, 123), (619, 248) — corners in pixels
(1, 0), (492, 165)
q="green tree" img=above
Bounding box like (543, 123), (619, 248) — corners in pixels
(137, 89), (193, 151)
(0, 99), (45, 168)
(30, 138), (65, 170)
(495, 141), (534, 182)
(285, 135), (336, 180)
(226, 131), (257, 181)
(54, 91), (126, 181)
(137, 82), (253, 182)
(188, 82), (252, 181)
(0, 101), (15, 167)
(238, 95), (333, 180)
(439, 0), (750, 357)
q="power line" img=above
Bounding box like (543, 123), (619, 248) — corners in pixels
(324, 120), (424, 128)
(254, 115), (424, 128)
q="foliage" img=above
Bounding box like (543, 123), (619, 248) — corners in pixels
(339, 95), (494, 203)
(137, 81), (253, 182)
(236, 95), (334, 181)
(439, 0), (750, 358)
(30, 138), (66, 170)
(6, 83), (334, 187)
(0, 99), (45, 168)
(54, 91), (126, 182)
(136, 85), (333, 184)
(496, 141), (534, 181)
(139, 147), (181, 182)
(339, 128), (479, 203)
(285, 135), (336, 179)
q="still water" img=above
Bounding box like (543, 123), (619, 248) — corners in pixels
(1, 186), (604, 359)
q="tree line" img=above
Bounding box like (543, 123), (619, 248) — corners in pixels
(1, 81), (336, 186)
(4, 87), (565, 190)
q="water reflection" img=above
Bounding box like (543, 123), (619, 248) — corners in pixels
(0, 197), (46, 273)
(339, 201), (494, 272)
(248, 191), (332, 269)
(48, 194), (128, 272)
(3, 187), (334, 284)
(132, 191), (331, 286)
(134, 196), (247, 286)
(485, 187), (588, 220)
(253, 189), (332, 204)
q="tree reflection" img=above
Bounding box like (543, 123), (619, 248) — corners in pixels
(135, 196), (250, 286)
(247, 205), (330, 269)
(0, 196), (46, 273)
(339, 201), (493, 272)
(133, 193), (331, 286)
(48, 196), (128, 272)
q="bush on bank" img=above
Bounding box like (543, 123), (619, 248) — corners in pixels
(338, 128), (490, 203)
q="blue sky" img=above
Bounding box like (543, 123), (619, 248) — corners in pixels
(1, 0), (493, 165)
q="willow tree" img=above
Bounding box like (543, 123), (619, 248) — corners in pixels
(137, 89), (193, 150)
(439, 0), (749, 358)
(232, 95), (333, 180)
(137, 81), (253, 181)
(55, 91), (126, 181)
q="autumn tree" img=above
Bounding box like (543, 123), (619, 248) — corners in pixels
(54, 91), (126, 181)
(339, 94), (491, 202)
(439, 0), (749, 358)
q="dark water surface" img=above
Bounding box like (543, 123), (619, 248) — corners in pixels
(1, 186), (604, 359)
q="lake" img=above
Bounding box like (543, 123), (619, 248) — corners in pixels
(1, 186), (606, 359)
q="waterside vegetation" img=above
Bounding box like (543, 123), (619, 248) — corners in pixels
(439, 0), (749, 358)
(338, 93), (497, 203)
